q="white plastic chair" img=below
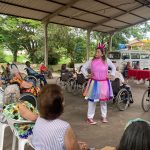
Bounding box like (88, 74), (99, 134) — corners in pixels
(5, 117), (35, 150)
(0, 122), (9, 150)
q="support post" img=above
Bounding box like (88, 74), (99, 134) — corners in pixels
(86, 29), (91, 60)
(108, 33), (114, 52)
(44, 21), (48, 67)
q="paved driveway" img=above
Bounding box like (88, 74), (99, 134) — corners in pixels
(3, 79), (150, 149)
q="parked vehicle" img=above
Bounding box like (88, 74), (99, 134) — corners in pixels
(108, 50), (150, 71)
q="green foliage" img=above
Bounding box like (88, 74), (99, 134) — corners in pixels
(0, 17), (23, 62)
(0, 15), (43, 62)
(33, 48), (60, 65)
(48, 52), (60, 65)
(73, 37), (86, 63)
(93, 22), (150, 51)
(5, 54), (27, 63)
(0, 50), (6, 63)
(0, 15), (150, 65)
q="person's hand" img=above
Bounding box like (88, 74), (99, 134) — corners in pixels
(108, 75), (115, 80)
(87, 74), (92, 79)
(78, 141), (88, 150)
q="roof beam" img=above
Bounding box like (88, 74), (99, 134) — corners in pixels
(49, 0), (131, 25)
(135, 0), (150, 8)
(42, 0), (81, 22)
(96, 0), (146, 20)
(0, 1), (92, 25)
(109, 16), (150, 34)
(0, 1), (117, 30)
(86, 0), (145, 30)
(0, 1), (49, 14)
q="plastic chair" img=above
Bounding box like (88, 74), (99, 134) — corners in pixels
(5, 117), (35, 150)
(0, 122), (9, 150)
(12, 133), (35, 150)
(18, 137), (34, 150)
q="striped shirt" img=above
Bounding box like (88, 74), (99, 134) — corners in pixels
(32, 117), (70, 150)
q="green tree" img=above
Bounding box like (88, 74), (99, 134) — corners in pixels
(0, 50), (6, 63)
(18, 18), (43, 62)
(0, 16), (23, 62)
(93, 22), (150, 51)
(74, 37), (86, 63)
(0, 15), (43, 62)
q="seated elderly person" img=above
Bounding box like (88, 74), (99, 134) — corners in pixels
(115, 66), (125, 86)
(39, 63), (53, 79)
(10, 72), (40, 97)
(25, 61), (47, 85)
(123, 62), (132, 79)
(32, 84), (87, 150)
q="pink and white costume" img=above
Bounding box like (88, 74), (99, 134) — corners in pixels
(81, 58), (116, 119)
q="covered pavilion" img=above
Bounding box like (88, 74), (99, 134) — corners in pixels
(0, 0), (150, 65)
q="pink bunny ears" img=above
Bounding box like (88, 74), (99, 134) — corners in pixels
(97, 43), (105, 50)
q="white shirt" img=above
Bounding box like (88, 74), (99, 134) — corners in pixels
(81, 58), (116, 78)
(115, 71), (125, 85)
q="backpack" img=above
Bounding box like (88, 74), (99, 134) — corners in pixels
(3, 84), (20, 105)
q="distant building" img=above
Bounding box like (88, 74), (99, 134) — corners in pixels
(127, 39), (150, 50)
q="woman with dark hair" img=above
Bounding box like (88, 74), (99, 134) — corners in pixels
(118, 119), (150, 150)
(32, 84), (87, 150)
(81, 43), (116, 124)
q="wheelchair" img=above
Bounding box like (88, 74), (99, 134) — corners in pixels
(56, 71), (73, 89)
(111, 78), (133, 111)
(141, 79), (150, 112)
(69, 73), (87, 95)
(24, 68), (42, 87)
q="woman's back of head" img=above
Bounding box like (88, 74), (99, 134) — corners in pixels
(38, 84), (64, 120)
(118, 120), (150, 150)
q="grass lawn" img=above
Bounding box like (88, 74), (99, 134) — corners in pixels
(5, 55), (28, 63)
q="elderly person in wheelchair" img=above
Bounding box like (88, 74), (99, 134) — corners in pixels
(111, 66), (133, 111)
(25, 61), (47, 86)
(39, 62), (53, 79)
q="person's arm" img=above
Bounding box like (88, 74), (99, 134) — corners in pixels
(81, 60), (92, 78)
(64, 127), (80, 150)
(119, 73), (125, 83)
(64, 127), (87, 150)
(28, 67), (38, 75)
(107, 58), (116, 77)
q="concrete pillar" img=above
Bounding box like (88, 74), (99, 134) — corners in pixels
(86, 29), (91, 60)
(44, 21), (48, 67)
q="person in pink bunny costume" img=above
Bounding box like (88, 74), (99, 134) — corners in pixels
(81, 43), (116, 124)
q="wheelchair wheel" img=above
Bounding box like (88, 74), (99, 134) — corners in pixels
(71, 81), (79, 95)
(141, 89), (150, 112)
(56, 77), (67, 90)
(66, 78), (74, 93)
(24, 75), (37, 87)
(116, 88), (130, 111)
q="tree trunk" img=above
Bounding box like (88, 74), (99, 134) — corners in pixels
(29, 51), (36, 62)
(13, 50), (18, 62)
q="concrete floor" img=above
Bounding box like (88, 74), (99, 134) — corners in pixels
(3, 78), (150, 150)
